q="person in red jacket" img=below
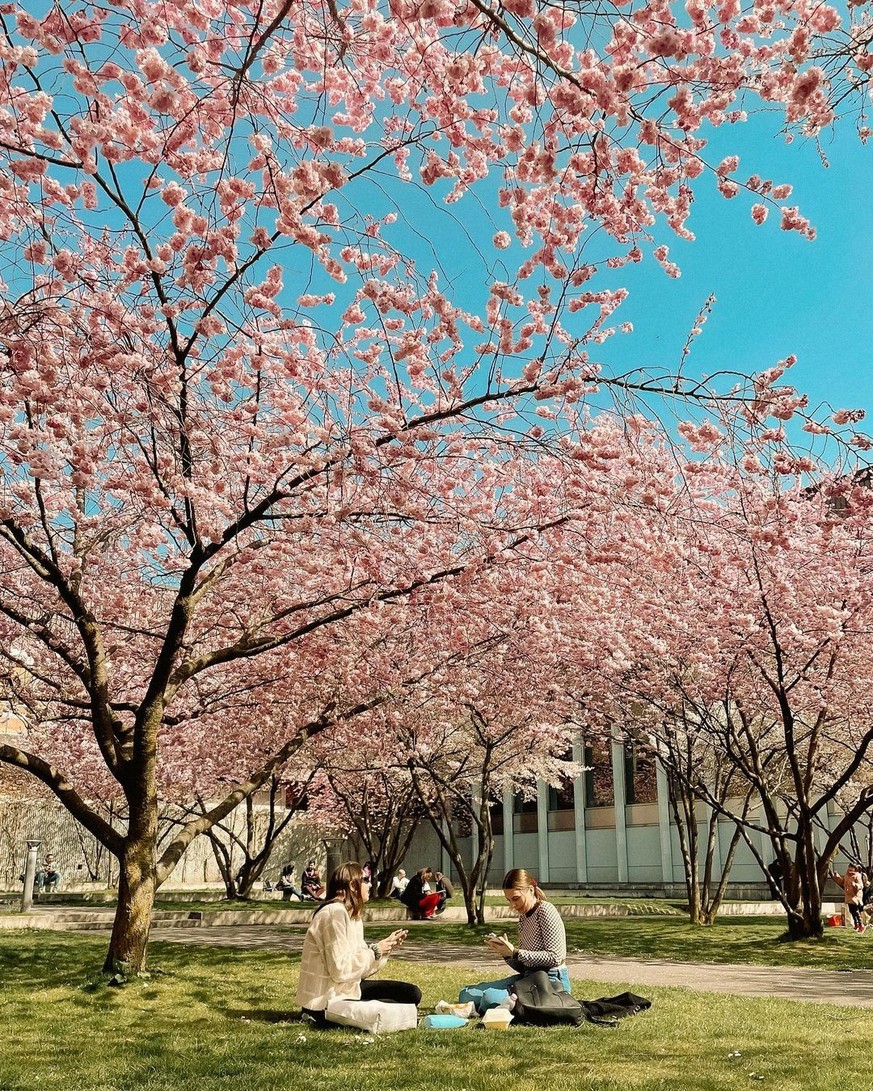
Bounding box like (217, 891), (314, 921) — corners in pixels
(400, 867), (442, 919)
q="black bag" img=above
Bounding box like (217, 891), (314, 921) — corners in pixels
(510, 971), (585, 1027)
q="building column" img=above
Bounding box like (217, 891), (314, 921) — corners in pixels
(573, 737), (588, 883)
(502, 790), (514, 877)
(611, 729), (629, 883)
(537, 780), (550, 882)
(656, 759), (674, 884)
(709, 802), (723, 877)
(441, 819), (451, 878)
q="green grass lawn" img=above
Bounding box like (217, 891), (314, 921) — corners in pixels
(146, 895), (873, 971)
(0, 930), (868, 1091)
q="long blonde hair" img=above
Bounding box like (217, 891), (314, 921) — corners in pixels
(502, 867), (545, 904)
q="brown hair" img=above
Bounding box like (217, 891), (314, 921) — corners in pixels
(321, 861), (366, 920)
(502, 867), (545, 904)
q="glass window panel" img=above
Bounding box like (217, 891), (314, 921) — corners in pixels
(584, 740), (614, 807)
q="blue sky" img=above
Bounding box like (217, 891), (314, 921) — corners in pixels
(15, 6), (866, 445)
(598, 112), (872, 423)
(343, 100), (871, 442)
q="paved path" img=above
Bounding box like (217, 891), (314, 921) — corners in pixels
(149, 924), (873, 1008)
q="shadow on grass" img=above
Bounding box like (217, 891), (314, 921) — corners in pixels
(224, 1007), (301, 1023)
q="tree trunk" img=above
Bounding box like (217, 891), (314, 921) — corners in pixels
(103, 837), (158, 974)
(701, 814), (745, 925)
(783, 845), (825, 939)
(669, 775), (704, 924)
(406, 764), (493, 926)
(784, 903), (824, 939)
(204, 827), (239, 898)
(462, 887), (478, 925)
(697, 806), (719, 925)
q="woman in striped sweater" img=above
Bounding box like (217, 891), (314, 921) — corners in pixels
(459, 868), (570, 1008)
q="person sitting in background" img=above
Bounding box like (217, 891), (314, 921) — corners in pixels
(434, 870), (453, 914)
(389, 869), (409, 899)
(362, 861), (380, 892)
(35, 852), (61, 895)
(400, 867), (441, 920)
(301, 860), (325, 900)
(296, 861), (420, 1026)
(276, 863), (305, 900)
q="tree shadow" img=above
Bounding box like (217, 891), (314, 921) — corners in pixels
(223, 1007), (301, 1024)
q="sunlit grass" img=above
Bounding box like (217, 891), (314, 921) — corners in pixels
(0, 931), (867, 1091)
(149, 894), (687, 913)
(384, 915), (872, 971)
(150, 896), (873, 972)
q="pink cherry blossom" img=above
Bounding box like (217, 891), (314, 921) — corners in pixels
(0, 0), (867, 975)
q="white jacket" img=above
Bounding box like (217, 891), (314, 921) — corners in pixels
(295, 901), (385, 1011)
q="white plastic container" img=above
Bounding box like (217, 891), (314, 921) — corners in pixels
(482, 1008), (513, 1030)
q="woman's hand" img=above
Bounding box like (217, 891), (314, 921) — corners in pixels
(485, 933), (514, 957)
(376, 929), (409, 957)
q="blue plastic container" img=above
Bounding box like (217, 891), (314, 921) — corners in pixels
(422, 1013), (468, 1030)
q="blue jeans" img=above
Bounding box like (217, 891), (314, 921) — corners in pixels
(35, 870), (61, 894)
(459, 966), (571, 1013)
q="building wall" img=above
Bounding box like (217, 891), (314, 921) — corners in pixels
(405, 740), (850, 893)
(0, 794), (332, 892)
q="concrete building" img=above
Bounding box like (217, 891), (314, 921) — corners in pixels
(407, 730), (845, 897)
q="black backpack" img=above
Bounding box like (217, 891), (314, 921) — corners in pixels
(510, 971), (585, 1027)
(511, 973), (653, 1029)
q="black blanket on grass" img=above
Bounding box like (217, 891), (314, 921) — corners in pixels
(579, 991), (652, 1025)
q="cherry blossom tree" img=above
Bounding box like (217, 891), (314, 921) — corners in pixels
(695, 468), (873, 939)
(309, 754), (426, 898)
(583, 422), (873, 938)
(187, 773), (312, 899)
(618, 686), (761, 924)
(389, 600), (580, 922)
(0, 0), (868, 973)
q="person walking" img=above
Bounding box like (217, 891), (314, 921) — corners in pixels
(830, 863), (868, 932)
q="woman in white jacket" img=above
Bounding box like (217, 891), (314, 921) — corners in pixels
(296, 861), (421, 1025)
